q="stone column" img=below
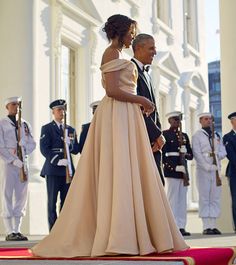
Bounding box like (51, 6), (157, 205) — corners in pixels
(217, 0), (236, 232)
(0, 0), (49, 235)
(182, 87), (191, 133)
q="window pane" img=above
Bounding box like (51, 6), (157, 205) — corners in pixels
(61, 45), (70, 101)
(60, 44), (76, 124)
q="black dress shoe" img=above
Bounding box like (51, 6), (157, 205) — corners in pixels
(5, 233), (19, 241)
(15, 233), (28, 241)
(179, 228), (191, 236)
(203, 228), (215, 235)
(212, 228), (222, 235)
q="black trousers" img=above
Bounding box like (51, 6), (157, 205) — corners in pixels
(229, 176), (236, 231)
(46, 175), (70, 230)
(153, 151), (165, 186)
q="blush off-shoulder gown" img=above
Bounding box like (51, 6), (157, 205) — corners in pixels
(32, 59), (188, 257)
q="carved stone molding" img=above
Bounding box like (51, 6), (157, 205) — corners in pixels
(197, 96), (205, 114)
(152, 17), (160, 35)
(130, 3), (139, 18)
(182, 88), (191, 118)
(182, 43), (190, 57)
(88, 26), (98, 69)
(167, 34), (174, 46)
(170, 80), (178, 110)
(52, 0), (63, 58)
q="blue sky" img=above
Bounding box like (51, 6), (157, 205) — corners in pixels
(205, 0), (220, 62)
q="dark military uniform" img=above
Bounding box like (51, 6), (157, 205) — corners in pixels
(162, 127), (193, 233)
(223, 112), (236, 231)
(40, 100), (79, 230)
(78, 123), (90, 153)
(40, 121), (79, 177)
(162, 129), (193, 179)
(223, 129), (236, 231)
(78, 101), (100, 153)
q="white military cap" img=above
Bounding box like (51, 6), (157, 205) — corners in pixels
(5, 96), (21, 106)
(166, 111), (182, 119)
(198, 112), (212, 119)
(89, 100), (100, 108)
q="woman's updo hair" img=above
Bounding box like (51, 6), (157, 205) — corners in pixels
(103, 14), (137, 46)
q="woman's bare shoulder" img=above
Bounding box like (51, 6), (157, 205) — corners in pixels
(101, 47), (120, 66)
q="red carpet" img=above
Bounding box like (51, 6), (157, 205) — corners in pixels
(0, 247), (235, 265)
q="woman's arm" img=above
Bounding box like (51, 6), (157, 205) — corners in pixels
(102, 48), (155, 115)
(105, 69), (154, 115)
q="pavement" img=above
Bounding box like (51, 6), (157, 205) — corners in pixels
(0, 233), (235, 265)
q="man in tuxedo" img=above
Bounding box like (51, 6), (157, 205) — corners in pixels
(132, 34), (166, 185)
(223, 112), (236, 232)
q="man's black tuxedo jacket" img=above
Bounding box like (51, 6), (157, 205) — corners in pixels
(131, 58), (165, 185)
(131, 59), (162, 142)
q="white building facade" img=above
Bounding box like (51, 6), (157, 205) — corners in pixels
(0, 0), (209, 235)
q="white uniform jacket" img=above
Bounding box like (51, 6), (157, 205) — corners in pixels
(192, 128), (226, 218)
(0, 117), (36, 165)
(192, 129), (226, 173)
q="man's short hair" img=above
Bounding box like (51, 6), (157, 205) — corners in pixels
(132, 33), (154, 51)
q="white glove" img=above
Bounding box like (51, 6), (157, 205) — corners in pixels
(19, 138), (26, 147)
(208, 164), (218, 171)
(13, 159), (23, 168)
(180, 145), (187, 154)
(176, 165), (186, 174)
(57, 159), (68, 167)
(64, 136), (71, 145)
(208, 151), (217, 157)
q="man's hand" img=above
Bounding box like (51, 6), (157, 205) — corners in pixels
(19, 139), (26, 147)
(208, 164), (218, 172)
(158, 134), (166, 148)
(140, 97), (155, 117)
(64, 136), (71, 145)
(57, 159), (68, 167)
(180, 145), (187, 154)
(176, 165), (186, 174)
(152, 134), (166, 152)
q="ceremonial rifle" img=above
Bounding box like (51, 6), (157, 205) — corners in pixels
(63, 104), (73, 184)
(211, 115), (222, 186)
(178, 114), (190, 186)
(17, 100), (28, 182)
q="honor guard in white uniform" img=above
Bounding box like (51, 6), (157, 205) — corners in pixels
(162, 111), (193, 236)
(0, 97), (36, 241)
(192, 112), (226, 235)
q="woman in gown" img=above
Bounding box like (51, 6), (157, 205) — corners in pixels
(32, 14), (188, 258)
